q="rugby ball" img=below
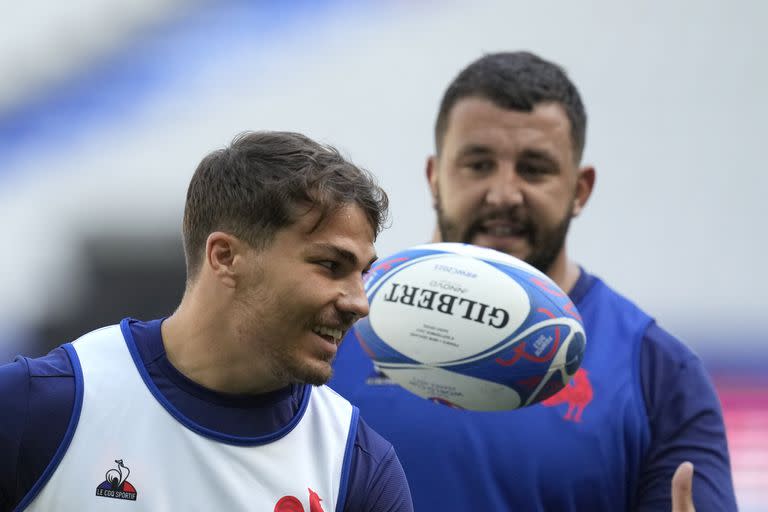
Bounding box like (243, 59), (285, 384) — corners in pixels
(352, 242), (586, 411)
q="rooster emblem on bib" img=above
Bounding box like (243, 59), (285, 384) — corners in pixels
(541, 368), (593, 422)
(274, 488), (325, 512)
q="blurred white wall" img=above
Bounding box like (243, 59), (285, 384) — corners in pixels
(0, 0), (766, 356)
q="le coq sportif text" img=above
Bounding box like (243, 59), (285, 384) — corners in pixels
(382, 282), (511, 329)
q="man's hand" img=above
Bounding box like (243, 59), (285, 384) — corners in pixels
(672, 462), (695, 512)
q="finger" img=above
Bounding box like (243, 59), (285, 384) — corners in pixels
(671, 461), (695, 512)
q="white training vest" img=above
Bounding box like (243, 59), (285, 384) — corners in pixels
(23, 324), (356, 512)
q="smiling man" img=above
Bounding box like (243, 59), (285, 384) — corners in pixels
(0, 131), (413, 512)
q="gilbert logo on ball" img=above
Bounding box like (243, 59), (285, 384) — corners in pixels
(353, 243), (586, 411)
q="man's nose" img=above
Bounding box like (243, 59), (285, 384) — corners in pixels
(484, 165), (524, 207)
(338, 277), (370, 321)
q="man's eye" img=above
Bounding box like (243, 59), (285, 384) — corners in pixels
(317, 261), (339, 271)
(467, 160), (494, 173)
(518, 162), (554, 177)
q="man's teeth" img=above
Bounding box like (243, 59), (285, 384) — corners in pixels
(313, 326), (342, 342)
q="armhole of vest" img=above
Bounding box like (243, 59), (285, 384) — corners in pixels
(633, 320), (653, 447)
(334, 405), (359, 512)
(13, 343), (84, 512)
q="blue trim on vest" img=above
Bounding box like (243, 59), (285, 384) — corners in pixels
(335, 405), (360, 512)
(118, 318), (313, 446)
(14, 343), (84, 512)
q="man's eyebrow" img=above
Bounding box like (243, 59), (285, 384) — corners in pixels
(456, 144), (494, 158)
(519, 148), (558, 165)
(311, 243), (377, 269)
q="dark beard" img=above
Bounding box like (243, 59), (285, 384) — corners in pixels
(270, 348), (335, 387)
(523, 213), (571, 274)
(434, 190), (573, 275)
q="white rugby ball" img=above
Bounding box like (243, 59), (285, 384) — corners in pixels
(352, 242), (586, 411)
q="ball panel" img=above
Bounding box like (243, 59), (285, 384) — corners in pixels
(351, 321), (420, 365)
(565, 331), (586, 375)
(408, 242), (551, 281)
(367, 254), (531, 364)
(375, 363), (522, 411)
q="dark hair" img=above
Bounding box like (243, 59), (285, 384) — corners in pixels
(435, 51), (587, 162)
(182, 131), (389, 279)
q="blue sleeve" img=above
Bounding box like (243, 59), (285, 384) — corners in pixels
(0, 348), (75, 512)
(636, 323), (737, 511)
(344, 417), (413, 512)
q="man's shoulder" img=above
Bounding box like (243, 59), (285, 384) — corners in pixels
(0, 346), (74, 385)
(575, 271), (656, 345)
(0, 347), (77, 511)
(346, 415), (413, 512)
(0, 346), (77, 431)
(639, 322), (711, 414)
(642, 322), (699, 368)
(576, 270), (649, 314)
(577, 271), (699, 365)
(354, 415), (396, 463)
(25, 346), (77, 378)
(581, 271), (700, 379)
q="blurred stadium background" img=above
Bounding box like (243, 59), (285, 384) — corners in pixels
(1, 0), (765, 508)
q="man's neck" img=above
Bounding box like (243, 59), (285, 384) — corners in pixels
(160, 290), (287, 396)
(548, 258), (581, 295)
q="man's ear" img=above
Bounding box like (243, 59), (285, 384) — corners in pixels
(426, 155), (439, 205)
(426, 155), (444, 242)
(205, 232), (241, 288)
(572, 165), (596, 217)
